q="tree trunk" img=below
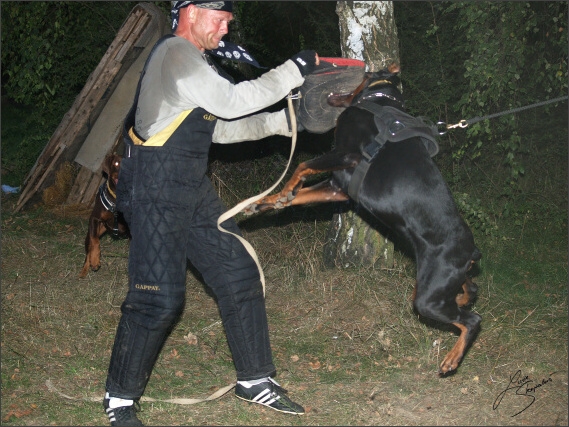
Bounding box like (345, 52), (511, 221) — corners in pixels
(323, 1), (399, 270)
(323, 210), (394, 269)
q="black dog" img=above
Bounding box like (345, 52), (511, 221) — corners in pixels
(80, 154), (130, 278)
(244, 64), (482, 376)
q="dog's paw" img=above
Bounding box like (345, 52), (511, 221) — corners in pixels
(242, 204), (260, 216)
(438, 358), (459, 376)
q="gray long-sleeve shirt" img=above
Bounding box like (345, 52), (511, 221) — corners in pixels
(135, 35), (305, 144)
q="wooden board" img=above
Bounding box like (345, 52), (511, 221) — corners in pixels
(15, 2), (169, 212)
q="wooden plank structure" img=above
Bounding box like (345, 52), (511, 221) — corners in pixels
(15, 2), (169, 212)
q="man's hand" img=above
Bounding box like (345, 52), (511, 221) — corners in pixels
(290, 50), (319, 76)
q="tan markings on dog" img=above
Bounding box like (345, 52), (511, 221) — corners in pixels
(439, 322), (468, 375)
(367, 79), (392, 88)
(455, 282), (470, 307)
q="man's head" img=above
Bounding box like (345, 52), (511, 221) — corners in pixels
(171, 1), (233, 51)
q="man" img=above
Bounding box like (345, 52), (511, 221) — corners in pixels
(103, 1), (318, 425)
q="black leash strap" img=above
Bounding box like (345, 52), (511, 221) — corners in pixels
(439, 95), (568, 134)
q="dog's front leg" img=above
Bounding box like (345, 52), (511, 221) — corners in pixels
(439, 311), (481, 375)
(80, 230), (93, 278)
(80, 217), (104, 277)
(281, 178), (349, 206)
(243, 152), (359, 215)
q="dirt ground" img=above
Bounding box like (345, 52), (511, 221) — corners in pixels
(1, 196), (567, 426)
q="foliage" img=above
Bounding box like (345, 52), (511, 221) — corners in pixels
(1, 2), (139, 121)
(445, 2), (567, 176)
(0, 101), (51, 186)
(0, 1), (166, 185)
(395, 1), (567, 231)
(396, 2), (567, 162)
(232, 1), (340, 70)
(453, 192), (497, 236)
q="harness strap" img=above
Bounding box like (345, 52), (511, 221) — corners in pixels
(347, 101), (440, 202)
(98, 180), (121, 237)
(357, 101), (439, 157)
(99, 181), (116, 213)
(347, 158), (371, 204)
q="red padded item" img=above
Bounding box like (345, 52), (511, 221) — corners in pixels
(319, 57), (366, 67)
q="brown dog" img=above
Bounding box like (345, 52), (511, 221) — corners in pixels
(80, 154), (130, 278)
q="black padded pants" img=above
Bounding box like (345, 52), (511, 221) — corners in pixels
(105, 147), (276, 399)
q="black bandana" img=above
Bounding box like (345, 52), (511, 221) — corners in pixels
(171, 1), (233, 32)
(171, 1), (264, 69)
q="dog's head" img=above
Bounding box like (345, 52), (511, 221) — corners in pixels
(327, 62), (403, 109)
(102, 154), (122, 188)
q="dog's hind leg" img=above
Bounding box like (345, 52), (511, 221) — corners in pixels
(455, 255), (481, 307)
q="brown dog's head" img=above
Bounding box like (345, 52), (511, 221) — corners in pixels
(327, 62), (402, 108)
(102, 154), (122, 187)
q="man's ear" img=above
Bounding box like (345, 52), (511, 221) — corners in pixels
(186, 4), (198, 23)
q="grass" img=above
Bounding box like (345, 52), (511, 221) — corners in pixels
(1, 104), (567, 425)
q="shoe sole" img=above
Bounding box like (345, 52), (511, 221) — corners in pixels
(235, 394), (305, 415)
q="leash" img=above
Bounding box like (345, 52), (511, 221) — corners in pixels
(45, 379), (236, 405)
(437, 95), (568, 134)
(216, 92), (300, 297)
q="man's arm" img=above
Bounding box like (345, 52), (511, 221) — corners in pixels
(212, 109), (292, 144)
(164, 38), (306, 119)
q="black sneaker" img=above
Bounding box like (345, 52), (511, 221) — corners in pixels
(235, 377), (305, 415)
(103, 398), (143, 426)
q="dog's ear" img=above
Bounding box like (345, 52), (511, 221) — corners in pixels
(102, 154), (113, 176)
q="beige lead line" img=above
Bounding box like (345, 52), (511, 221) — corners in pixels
(139, 383), (236, 405)
(45, 379), (236, 405)
(216, 92), (300, 297)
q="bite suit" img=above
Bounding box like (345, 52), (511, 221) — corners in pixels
(105, 34), (305, 399)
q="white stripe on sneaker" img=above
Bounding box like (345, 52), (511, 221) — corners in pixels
(252, 389), (271, 402)
(264, 397), (278, 405)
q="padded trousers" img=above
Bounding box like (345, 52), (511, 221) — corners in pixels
(105, 145), (276, 399)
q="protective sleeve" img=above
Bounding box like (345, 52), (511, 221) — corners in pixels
(212, 109), (292, 144)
